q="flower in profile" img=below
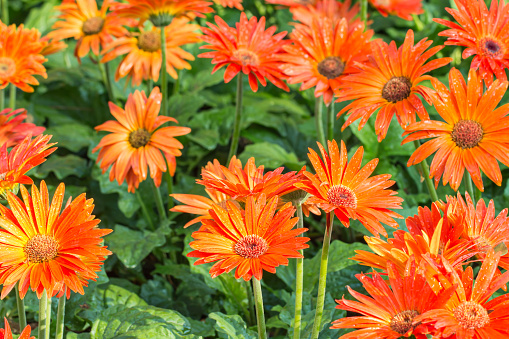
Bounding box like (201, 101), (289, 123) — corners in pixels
(213, 0), (243, 10)
(49, 0), (130, 61)
(290, 0), (360, 28)
(199, 12), (289, 92)
(336, 30), (452, 141)
(0, 317), (34, 339)
(369, 0), (423, 20)
(0, 181), (112, 299)
(188, 195), (309, 280)
(0, 108), (45, 148)
(93, 87), (191, 193)
(297, 139), (402, 237)
(40, 36), (67, 56)
(0, 22), (47, 92)
(102, 18), (200, 87)
(403, 68), (509, 191)
(435, 0), (509, 86)
(280, 17), (373, 104)
(0, 134), (56, 198)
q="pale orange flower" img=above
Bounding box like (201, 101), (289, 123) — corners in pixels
(0, 108), (45, 148)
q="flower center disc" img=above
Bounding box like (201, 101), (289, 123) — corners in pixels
(129, 128), (151, 148)
(451, 119), (483, 149)
(327, 184), (357, 209)
(382, 76), (412, 103)
(317, 56), (345, 80)
(453, 301), (490, 330)
(233, 49), (259, 66)
(390, 310), (419, 335)
(234, 234), (268, 258)
(24, 234), (59, 264)
(82, 17), (105, 35)
(138, 31), (162, 52)
(0, 57), (16, 79)
(479, 37), (504, 59)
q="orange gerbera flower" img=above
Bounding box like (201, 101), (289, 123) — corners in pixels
(0, 108), (45, 148)
(0, 135), (56, 198)
(403, 68), (509, 192)
(0, 318), (34, 339)
(0, 181), (112, 299)
(93, 87), (191, 193)
(435, 0), (509, 86)
(49, 0), (130, 61)
(199, 12), (289, 92)
(102, 18), (200, 87)
(290, 0), (360, 27)
(213, 0), (243, 10)
(369, 0), (423, 21)
(40, 36), (67, 56)
(280, 17), (373, 105)
(0, 22), (47, 93)
(416, 250), (509, 338)
(336, 30), (452, 141)
(187, 195), (309, 280)
(332, 260), (456, 339)
(297, 140), (403, 237)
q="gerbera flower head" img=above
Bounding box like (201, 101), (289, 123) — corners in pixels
(187, 194), (309, 280)
(213, 0), (243, 10)
(0, 108), (45, 148)
(0, 21), (47, 93)
(403, 68), (509, 192)
(434, 0), (509, 86)
(49, 0), (131, 61)
(0, 181), (112, 299)
(0, 317), (34, 339)
(199, 12), (289, 92)
(290, 0), (360, 27)
(102, 18), (200, 87)
(296, 140), (403, 237)
(93, 87), (191, 193)
(39, 36), (67, 56)
(336, 29), (452, 141)
(280, 16), (373, 105)
(369, 0), (423, 21)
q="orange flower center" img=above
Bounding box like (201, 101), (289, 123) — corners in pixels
(82, 17), (105, 35)
(451, 119), (483, 149)
(233, 49), (259, 66)
(317, 56), (345, 80)
(327, 184), (357, 209)
(129, 128), (151, 148)
(453, 301), (490, 330)
(390, 310), (419, 335)
(0, 57), (16, 79)
(138, 31), (162, 52)
(234, 235), (268, 258)
(24, 234), (59, 264)
(479, 37), (504, 59)
(382, 76), (412, 103)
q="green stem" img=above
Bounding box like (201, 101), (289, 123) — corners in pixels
(9, 84), (15, 109)
(413, 140), (439, 202)
(136, 190), (155, 230)
(475, 186), (482, 202)
(228, 73), (244, 161)
(326, 102), (334, 141)
(148, 79), (154, 93)
(46, 296), (52, 339)
(360, 0), (368, 23)
(293, 203), (304, 339)
(310, 212), (334, 339)
(152, 180), (167, 221)
(100, 62), (115, 104)
(1, 0), (8, 23)
(252, 279), (267, 339)
(55, 296), (66, 339)
(38, 290), (49, 339)
(160, 27), (168, 115)
(15, 284), (26, 329)
(464, 172), (475, 199)
(245, 280), (255, 326)
(165, 171), (173, 210)
(0, 88), (5, 112)
(314, 97), (326, 147)
(173, 69), (181, 95)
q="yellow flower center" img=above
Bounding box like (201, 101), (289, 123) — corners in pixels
(0, 57), (16, 79)
(129, 128), (151, 148)
(138, 31), (162, 52)
(234, 235), (268, 258)
(382, 76), (412, 103)
(451, 119), (483, 149)
(233, 49), (259, 66)
(24, 234), (59, 264)
(317, 56), (345, 80)
(453, 301), (490, 330)
(82, 17), (105, 35)
(390, 310), (419, 335)
(479, 37), (504, 59)
(327, 184), (357, 209)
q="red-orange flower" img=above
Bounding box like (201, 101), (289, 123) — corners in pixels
(290, 0), (360, 27)
(0, 181), (112, 299)
(434, 0), (509, 86)
(188, 195), (309, 280)
(0, 22), (47, 92)
(213, 0), (243, 10)
(40, 36), (67, 56)
(93, 87), (191, 193)
(0, 108), (45, 148)
(336, 30), (452, 141)
(0, 318), (33, 339)
(199, 12), (289, 92)
(280, 17), (373, 104)
(102, 18), (200, 86)
(49, 0), (130, 61)
(403, 68), (509, 192)
(369, 0), (423, 20)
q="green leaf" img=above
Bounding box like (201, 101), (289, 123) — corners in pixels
(45, 123), (95, 152)
(209, 312), (257, 339)
(239, 142), (305, 170)
(35, 154), (88, 179)
(103, 284), (148, 308)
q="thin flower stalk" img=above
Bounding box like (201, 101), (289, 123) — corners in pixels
(228, 73), (244, 161)
(55, 296), (66, 339)
(314, 97), (326, 147)
(413, 140), (439, 202)
(253, 279), (267, 339)
(15, 283), (26, 329)
(293, 202), (304, 339)
(38, 290), (49, 339)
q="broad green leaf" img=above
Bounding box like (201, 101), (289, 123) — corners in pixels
(209, 312), (257, 339)
(35, 154), (88, 179)
(239, 142), (305, 170)
(45, 123), (95, 152)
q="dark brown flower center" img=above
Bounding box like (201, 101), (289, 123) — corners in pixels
(451, 119), (483, 149)
(0, 57), (15, 79)
(479, 37), (504, 59)
(233, 49), (259, 66)
(327, 185), (357, 209)
(382, 76), (412, 103)
(129, 129), (151, 148)
(453, 301), (490, 330)
(138, 31), (162, 52)
(234, 235), (268, 258)
(24, 234), (59, 264)
(317, 56), (345, 80)
(82, 17), (105, 35)
(389, 310), (419, 335)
